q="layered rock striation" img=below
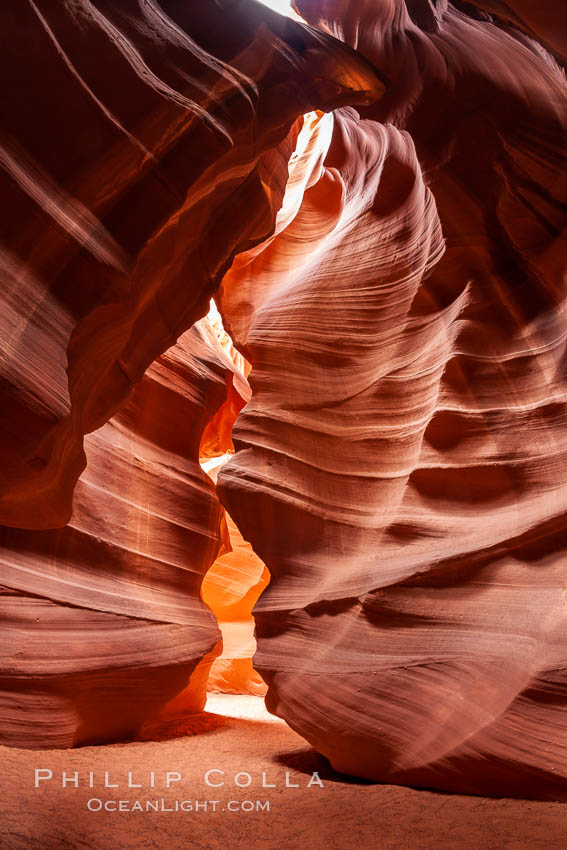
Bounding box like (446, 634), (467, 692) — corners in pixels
(218, 0), (567, 796)
(0, 0), (566, 798)
(0, 0), (383, 746)
(201, 455), (269, 697)
(0, 0), (382, 531)
(0, 319), (241, 747)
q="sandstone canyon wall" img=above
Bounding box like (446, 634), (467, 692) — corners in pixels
(0, 0), (382, 531)
(201, 454), (270, 697)
(0, 0), (566, 799)
(218, 0), (567, 796)
(0, 0), (380, 746)
(0, 318), (246, 747)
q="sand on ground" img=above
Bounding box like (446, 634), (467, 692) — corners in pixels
(0, 695), (565, 849)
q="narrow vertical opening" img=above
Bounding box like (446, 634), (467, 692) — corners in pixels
(198, 300), (271, 716)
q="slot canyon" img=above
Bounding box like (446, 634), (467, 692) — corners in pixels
(0, 0), (566, 847)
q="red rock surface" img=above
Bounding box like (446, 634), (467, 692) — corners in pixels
(202, 455), (269, 697)
(199, 314), (269, 698)
(0, 1), (382, 748)
(1, 0), (566, 802)
(217, 0), (567, 797)
(0, 319), (245, 747)
(0, 0), (382, 531)
(461, 0), (567, 63)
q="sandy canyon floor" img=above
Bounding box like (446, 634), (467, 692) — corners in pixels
(0, 695), (565, 849)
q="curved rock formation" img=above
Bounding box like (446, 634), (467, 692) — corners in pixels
(0, 319), (243, 747)
(460, 0), (567, 63)
(0, 0), (383, 531)
(1, 0), (566, 801)
(218, 0), (567, 796)
(0, 0), (384, 747)
(199, 312), (269, 698)
(199, 300), (252, 459)
(202, 455), (270, 696)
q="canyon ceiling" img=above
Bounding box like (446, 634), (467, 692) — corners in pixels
(0, 0), (566, 799)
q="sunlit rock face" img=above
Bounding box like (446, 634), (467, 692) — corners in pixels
(201, 456), (269, 697)
(0, 0), (383, 747)
(0, 0), (382, 532)
(218, 0), (567, 797)
(0, 0), (566, 799)
(199, 315), (269, 699)
(199, 301), (252, 459)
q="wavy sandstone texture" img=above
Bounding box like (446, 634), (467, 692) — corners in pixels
(0, 1), (382, 746)
(0, 0), (382, 531)
(0, 0), (566, 799)
(217, 0), (567, 797)
(202, 455), (270, 697)
(0, 319), (243, 747)
(200, 313), (269, 698)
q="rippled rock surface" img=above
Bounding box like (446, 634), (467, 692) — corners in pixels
(218, 0), (567, 796)
(0, 0), (381, 746)
(1, 0), (566, 796)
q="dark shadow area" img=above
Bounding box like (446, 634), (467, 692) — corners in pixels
(274, 747), (375, 785)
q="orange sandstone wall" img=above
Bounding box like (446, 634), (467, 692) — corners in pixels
(0, 0), (384, 747)
(0, 0), (566, 801)
(0, 320), (241, 747)
(199, 310), (269, 698)
(202, 456), (269, 697)
(0, 0), (382, 531)
(218, 0), (567, 797)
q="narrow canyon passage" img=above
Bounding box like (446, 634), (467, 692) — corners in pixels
(0, 10), (566, 850)
(198, 301), (270, 701)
